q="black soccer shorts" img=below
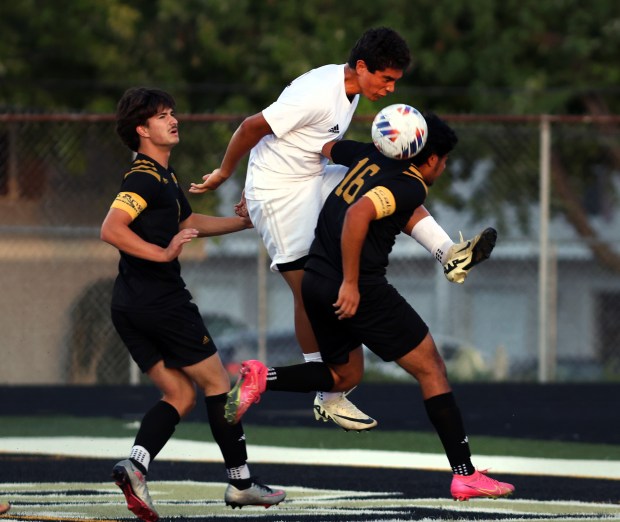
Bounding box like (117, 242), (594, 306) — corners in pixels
(112, 301), (218, 373)
(302, 270), (429, 365)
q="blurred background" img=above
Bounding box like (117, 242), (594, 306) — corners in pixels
(1, 0), (619, 385)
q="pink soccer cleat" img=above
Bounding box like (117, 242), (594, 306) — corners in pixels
(112, 459), (159, 522)
(225, 360), (268, 424)
(450, 469), (514, 501)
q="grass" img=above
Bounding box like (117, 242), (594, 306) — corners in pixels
(2, 415), (620, 461)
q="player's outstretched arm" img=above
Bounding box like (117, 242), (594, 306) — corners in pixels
(181, 212), (252, 238)
(189, 113), (273, 194)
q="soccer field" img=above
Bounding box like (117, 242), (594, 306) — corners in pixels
(0, 416), (619, 521)
(1, 384), (619, 521)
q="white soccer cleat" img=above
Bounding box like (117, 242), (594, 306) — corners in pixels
(313, 391), (377, 432)
(443, 228), (497, 284)
(225, 479), (286, 509)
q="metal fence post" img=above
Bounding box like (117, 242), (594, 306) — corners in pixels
(538, 115), (552, 382)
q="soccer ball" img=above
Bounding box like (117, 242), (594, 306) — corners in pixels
(371, 104), (427, 160)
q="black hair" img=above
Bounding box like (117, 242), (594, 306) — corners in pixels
(411, 112), (458, 166)
(347, 27), (411, 73)
(115, 87), (176, 152)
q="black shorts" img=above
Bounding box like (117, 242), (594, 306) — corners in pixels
(276, 255), (309, 272)
(111, 301), (217, 373)
(302, 270), (429, 365)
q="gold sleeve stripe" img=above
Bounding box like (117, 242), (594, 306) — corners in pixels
(123, 167), (161, 182)
(111, 191), (147, 219)
(364, 186), (396, 219)
(134, 159), (155, 167)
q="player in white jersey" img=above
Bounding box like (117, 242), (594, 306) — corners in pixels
(245, 63), (359, 270)
(190, 28), (496, 431)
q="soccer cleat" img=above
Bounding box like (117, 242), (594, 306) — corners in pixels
(225, 478), (286, 509)
(450, 469), (515, 501)
(112, 459), (159, 522)
(314, 390), (378, 432)
(225, 359), (268, 424)
(443, 227), (497, 284)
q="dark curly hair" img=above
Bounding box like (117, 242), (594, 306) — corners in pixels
(347, 27), (411, 73)
(116, 87), (176, 152)
(412, 112), (459, 166)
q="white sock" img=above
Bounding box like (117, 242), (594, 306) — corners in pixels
(317, 390), (342, 401)
(303, 352), (323, 363)
(227, 463), (251, 480)
(304, 353), (341, 401)
(410, 215), (454, 264)
(129, 445), (151, 472)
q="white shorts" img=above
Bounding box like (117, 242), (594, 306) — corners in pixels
(321, 164), (348, 202)
(246, 164), (348, 271)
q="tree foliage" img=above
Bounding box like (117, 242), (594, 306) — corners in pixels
(2, 0), (619, 115)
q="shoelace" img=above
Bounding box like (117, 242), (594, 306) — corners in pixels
(332, 396), (367, 416)
(251, 479), (274, 494)
(467, 469), (504, 487)
(342, 386), (357, 398)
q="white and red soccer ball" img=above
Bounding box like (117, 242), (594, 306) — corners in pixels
(371, 104), (427, 160)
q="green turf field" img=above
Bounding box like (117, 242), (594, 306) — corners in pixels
(2, 415), (619, 460)
(1, 415), (619, 521)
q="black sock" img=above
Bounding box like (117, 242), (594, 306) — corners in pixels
(266, 362), (334, 392)
(205, 394), (248, 469)
(133, 400), (180, 469)
(424, 392), (474, 476)
(228, 478), (253, 490)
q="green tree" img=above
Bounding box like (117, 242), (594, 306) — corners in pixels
(3, 0), (619, 115)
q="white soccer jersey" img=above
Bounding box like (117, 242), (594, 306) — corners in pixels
(245, 64), (359, 195)
(244, 64), (359, 269)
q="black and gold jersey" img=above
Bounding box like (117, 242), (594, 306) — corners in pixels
(110, 153), (193, 311)
(306, 140), (427, 284)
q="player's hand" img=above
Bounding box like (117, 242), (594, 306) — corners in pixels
(189, 169), (227, 193)
(239, 215), (253, 229)
(333, 281), (360, 320)
(234, 191), (249, 218)
(164, 228), (198, 261)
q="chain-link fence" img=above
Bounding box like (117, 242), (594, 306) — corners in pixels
(1, 113), (619, 385)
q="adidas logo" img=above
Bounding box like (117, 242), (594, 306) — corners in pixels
(328, 124), (340, 134)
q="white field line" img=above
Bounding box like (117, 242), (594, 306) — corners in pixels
(0, 436), (618, 481)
